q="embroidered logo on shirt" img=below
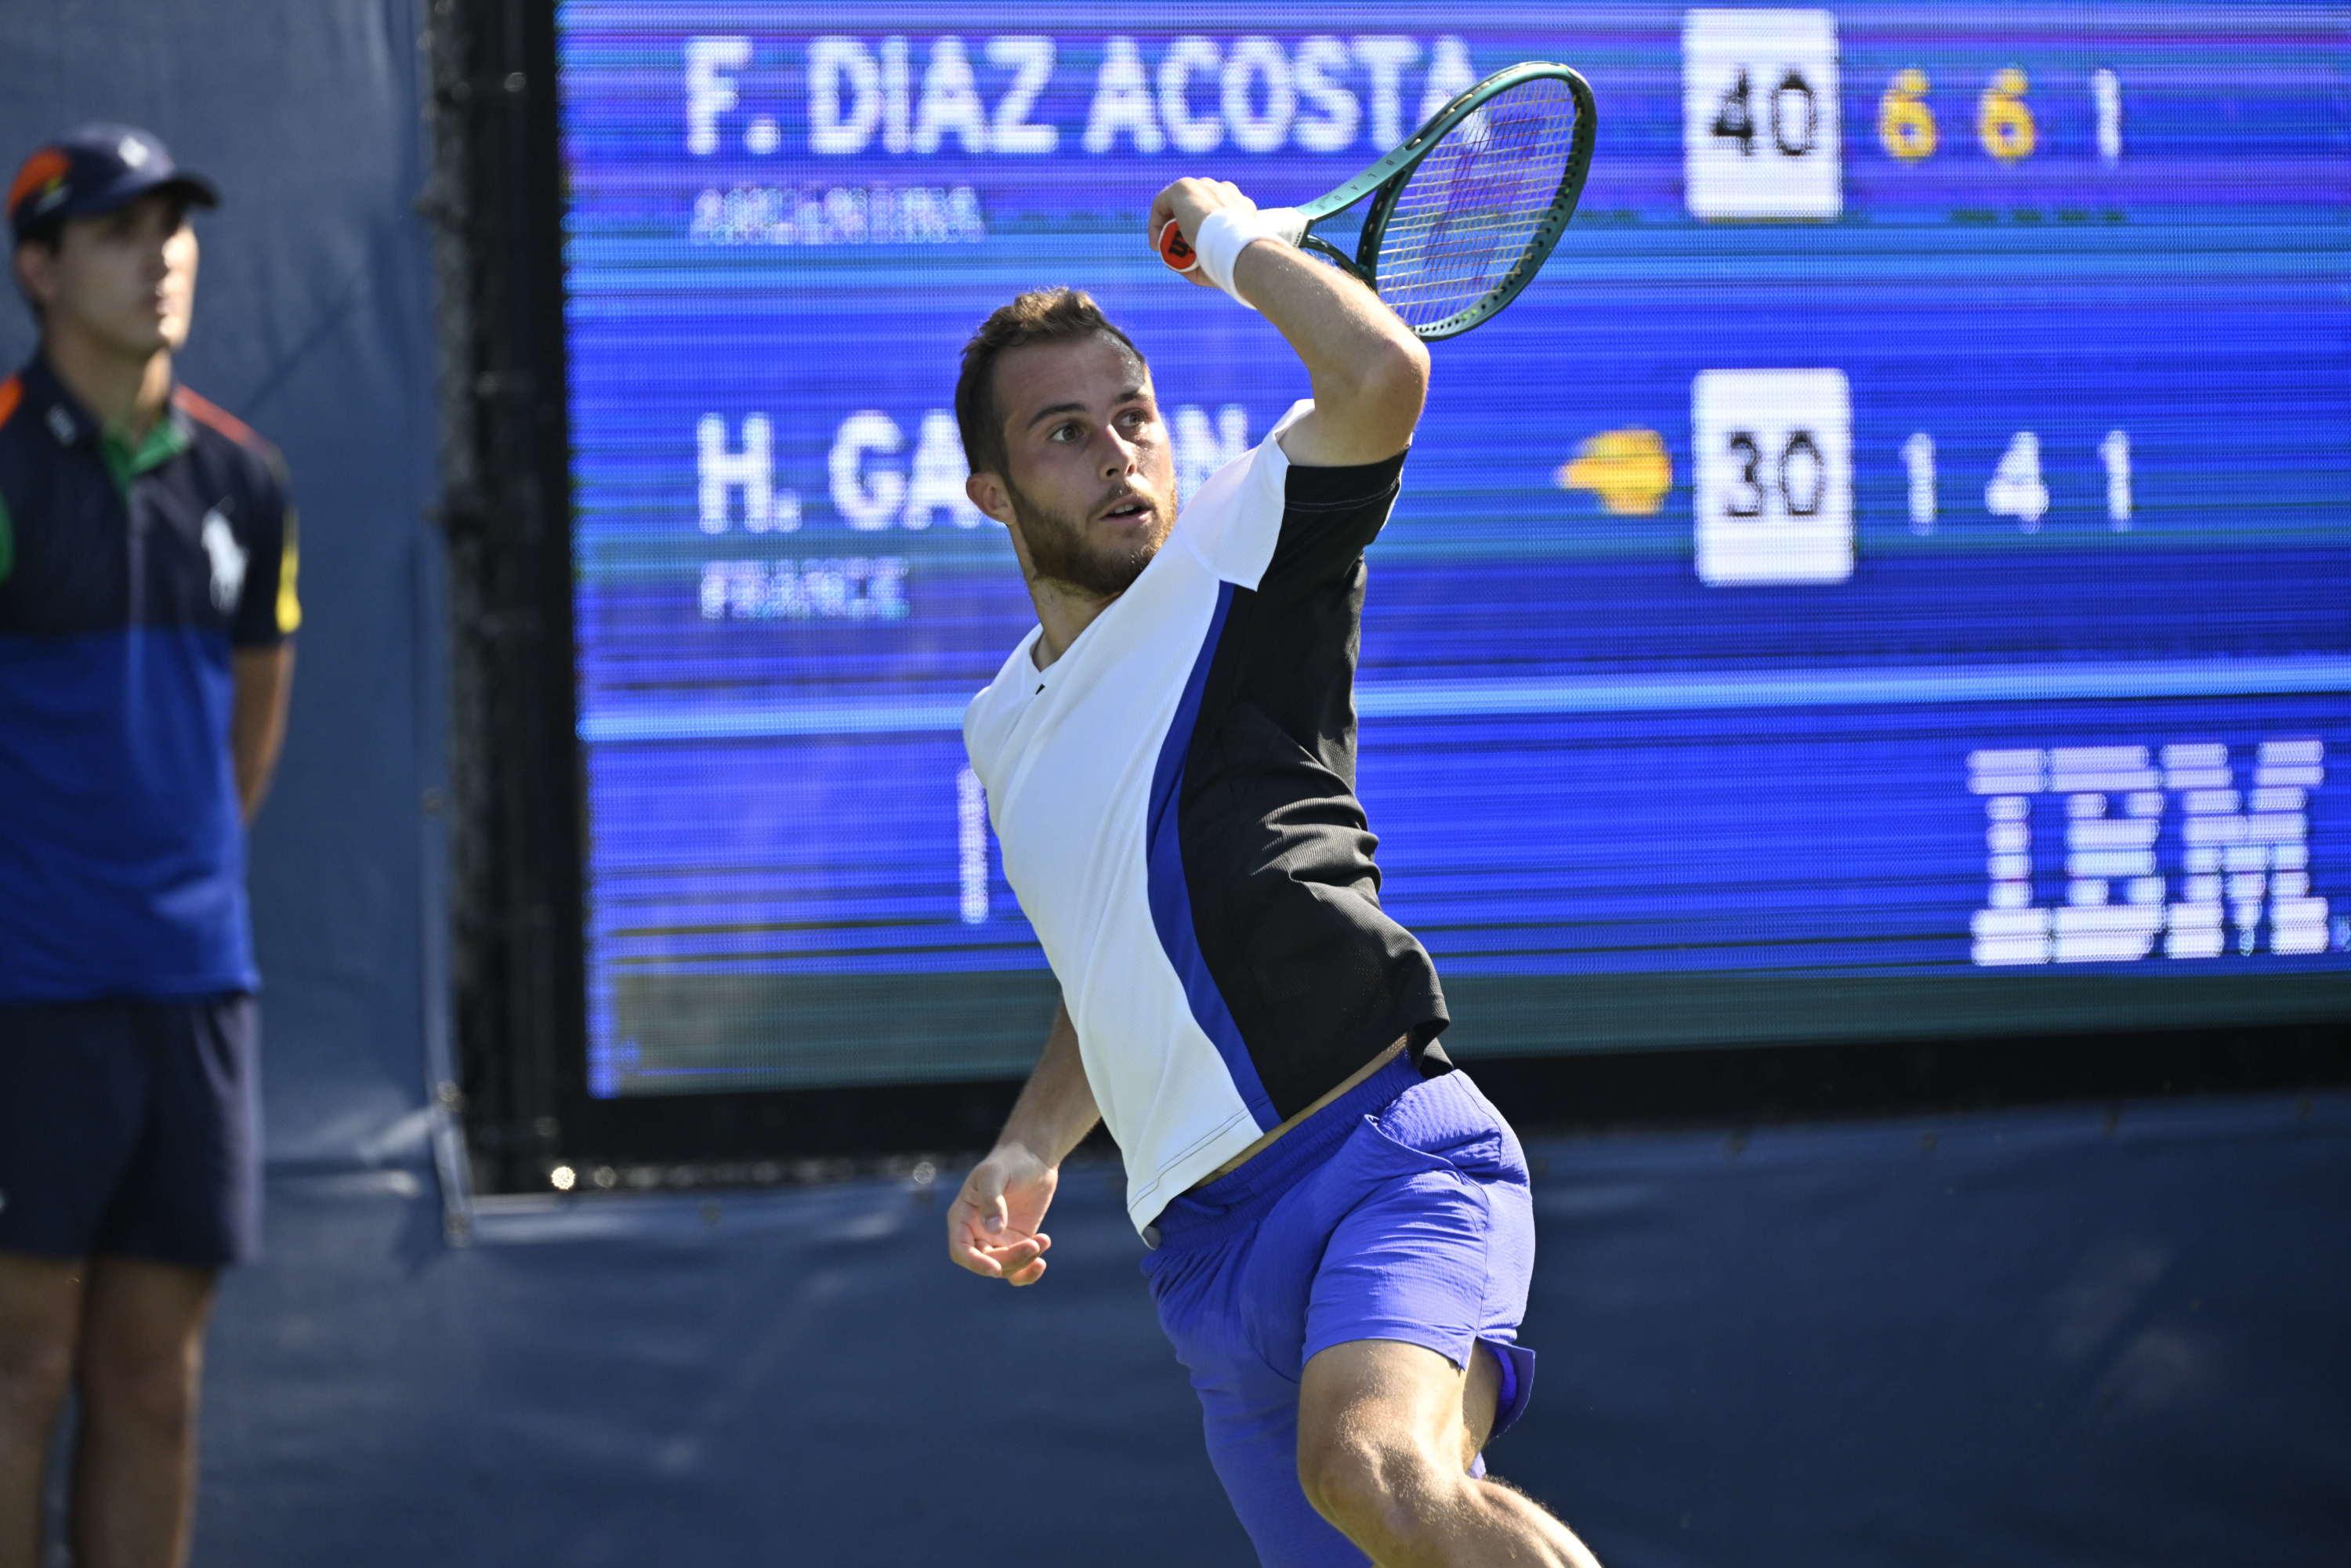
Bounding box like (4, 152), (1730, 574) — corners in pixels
(201, 506), (248, 614)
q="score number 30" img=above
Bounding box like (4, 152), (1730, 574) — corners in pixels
(1693, 369), (1854, 585)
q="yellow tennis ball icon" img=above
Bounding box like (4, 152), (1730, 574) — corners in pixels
(1557, 428), (1672, 516)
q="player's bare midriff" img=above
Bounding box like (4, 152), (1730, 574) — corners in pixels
(1190, 1034), (1411, 1188)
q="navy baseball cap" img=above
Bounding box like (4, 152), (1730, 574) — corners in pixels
(9, 124), (219, 244)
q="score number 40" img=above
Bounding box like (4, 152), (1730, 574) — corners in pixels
(1707, 62), (1823, 161)
(1902, 429), (2135, 532)
(1683, 9), (1842, 219)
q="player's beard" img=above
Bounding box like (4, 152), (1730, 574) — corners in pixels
(1003, 475), (1171, 600)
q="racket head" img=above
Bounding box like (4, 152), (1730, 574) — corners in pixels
(1354, 64), (1596, 340)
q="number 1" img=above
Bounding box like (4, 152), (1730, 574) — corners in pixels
(2092, 69), (2123, 165)
(956, 766), (991, 925)
(1902, 432), (1936, 532)
(2100, 429), (2132, 527)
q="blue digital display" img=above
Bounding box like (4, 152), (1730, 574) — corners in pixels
(556, 4), (2351, 1097)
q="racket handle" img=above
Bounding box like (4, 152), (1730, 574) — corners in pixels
(1157, 218), (1197, 273)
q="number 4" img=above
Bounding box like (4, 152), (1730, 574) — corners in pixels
(1985, 431), (2049, 529)
(1712, 70), (1757, 154)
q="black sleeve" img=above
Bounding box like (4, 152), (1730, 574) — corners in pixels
(1259, 447), (1409, 594)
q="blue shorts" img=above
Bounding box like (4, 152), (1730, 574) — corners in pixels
(1141, 1051), (1537, 1566)
(0, 995), (262, 1269)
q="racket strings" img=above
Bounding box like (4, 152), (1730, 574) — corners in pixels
(1374, 77), (1581, 328)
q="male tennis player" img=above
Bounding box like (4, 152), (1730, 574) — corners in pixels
(947, 179), (1600, 1566)
(0, 125), (296, 1568)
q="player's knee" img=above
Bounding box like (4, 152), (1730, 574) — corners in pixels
(0, 1327), (77, 1431)
(78, 1337), (203, 1438)
(1299, 1429), (1444, 1540)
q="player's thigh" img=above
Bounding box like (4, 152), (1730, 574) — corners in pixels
(1302, 1070), (1540, 1455)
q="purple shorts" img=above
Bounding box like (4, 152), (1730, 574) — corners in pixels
(0, 995), (262, 1268)
(1141, 1051), (1537, 1566)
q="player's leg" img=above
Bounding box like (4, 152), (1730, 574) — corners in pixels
(70, 1256), (219, 1568)
(0, 1001), (153, 1568)
(0, 1252), (86, 1568)
(1295, 1063), (1596, 1565)
(69, 996), (258, 1568)
(1143, 1225), (1377, 1566)
(1298, 1337), (1600, 1567)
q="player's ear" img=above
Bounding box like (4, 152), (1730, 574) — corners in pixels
(12, 238), (57, 317)
(966, 472), (1015, 528)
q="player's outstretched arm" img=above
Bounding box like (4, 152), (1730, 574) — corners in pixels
(1150, 178), (1429, 467)
(947, 998), (1099, 1288)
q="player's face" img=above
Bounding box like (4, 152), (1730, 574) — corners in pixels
(984, 333), (1177, 599)
(20, 194), (199, 360)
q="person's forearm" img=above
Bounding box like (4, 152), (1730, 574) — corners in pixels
(230, 646), (294, 823)
(1232, 239), (1428, 439)
(230, 716), (280, 823)
(996, 1000), (1099, 1167)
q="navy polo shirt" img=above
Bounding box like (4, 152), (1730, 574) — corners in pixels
(0, 354), (299, 1001)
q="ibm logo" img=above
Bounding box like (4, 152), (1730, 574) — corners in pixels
(1968, 740), (2331, 965)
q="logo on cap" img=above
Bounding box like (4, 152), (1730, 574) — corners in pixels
(119, 136), (151, 168)
(6, 149), (71, 222)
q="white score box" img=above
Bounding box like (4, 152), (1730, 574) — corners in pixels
(1683, 9), (1842, 220)
(1692, 368), (1853, 585)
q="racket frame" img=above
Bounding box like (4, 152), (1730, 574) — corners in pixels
(1291, 61), (1596, 339)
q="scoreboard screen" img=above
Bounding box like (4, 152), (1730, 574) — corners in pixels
(554, 4), (2351, 1098)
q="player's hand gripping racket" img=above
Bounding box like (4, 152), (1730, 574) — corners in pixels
(1158, 61), (1595, 340)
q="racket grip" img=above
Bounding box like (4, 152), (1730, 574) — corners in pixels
(1157, 218), (1198, 273)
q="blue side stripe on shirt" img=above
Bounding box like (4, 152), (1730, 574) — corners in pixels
(1144, 580), (1280, 1134)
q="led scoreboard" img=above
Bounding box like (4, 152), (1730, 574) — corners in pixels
(554, 4), (2351, 1098)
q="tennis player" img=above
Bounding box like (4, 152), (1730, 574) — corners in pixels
(947, 178), (1600, 1566)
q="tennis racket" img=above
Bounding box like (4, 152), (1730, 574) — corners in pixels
(1157, 61), (1596, 340)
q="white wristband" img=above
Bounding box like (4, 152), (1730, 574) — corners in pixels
(1193, 208), (1292, 309)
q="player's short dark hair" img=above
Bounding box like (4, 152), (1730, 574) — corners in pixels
(955, 288), (1146, 480)
(11, 219), (61, 324)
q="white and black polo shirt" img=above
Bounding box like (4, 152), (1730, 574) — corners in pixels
(963, 400), (1449, 1233)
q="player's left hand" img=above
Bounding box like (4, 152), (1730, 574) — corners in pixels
(1149, 178), (1257, 288)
